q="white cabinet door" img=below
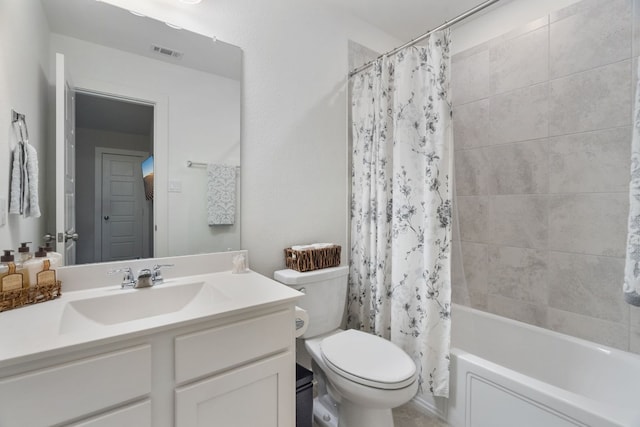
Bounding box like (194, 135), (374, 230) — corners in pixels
(68, 400), (151, 427)
(175, 353), (295, 427)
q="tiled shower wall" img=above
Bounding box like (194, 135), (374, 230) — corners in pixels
(451, 0), (640, 352)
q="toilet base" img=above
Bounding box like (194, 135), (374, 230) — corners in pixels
(313, 394), (396, 427)
(313, 395), (338, 427)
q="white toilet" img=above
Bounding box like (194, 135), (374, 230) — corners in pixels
(274, 266), (418, 427)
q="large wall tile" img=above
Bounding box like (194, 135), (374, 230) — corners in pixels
(548, 252), (627, 323)
(631, 329), (640, 354)
(452, 48), (489, 106)
(490, 83), (549, 145)
(489, 195), (548, 249)
(547, 308), (629, 350)
(453, 99), (490, 150)
(488, 246), (548, 305)
(549, 60), (632, 136)
(548, 194), (629, 257)
(455, 148), (488, 196)
(487, 294), (548, 328)
(490, 26), (549, 95)
(457, 196), (489, 242)
(461, 242), (489, 310)
(548, 127), (632, 193)
(487, 139), (548, 195)
(550, 0), (631, 78)
(631, 306), (640, 354)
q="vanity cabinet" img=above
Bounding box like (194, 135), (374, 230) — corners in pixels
(0, 305), (295, 427)
(174, 309), (295, 426)
(0, 345), (152, 427)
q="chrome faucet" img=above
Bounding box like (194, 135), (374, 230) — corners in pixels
(108, 264), (174, 289)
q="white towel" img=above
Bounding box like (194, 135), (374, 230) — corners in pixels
(207, 164), (236, 225)
(9, 142), (25, 215)
(8, 142), (40, 218)
(291, 243), (336, 251)
(24, 142), (40, 218)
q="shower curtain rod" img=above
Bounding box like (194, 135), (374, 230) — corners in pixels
(348, 0), (501, 77)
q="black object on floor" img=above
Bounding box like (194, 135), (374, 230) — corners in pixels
(296, 363), (314, 427)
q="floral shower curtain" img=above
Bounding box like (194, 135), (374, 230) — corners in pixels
(624, 62), (640, 307)
(348, 31), (452, 397)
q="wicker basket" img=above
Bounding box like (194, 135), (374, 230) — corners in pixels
(0, 281), (62, 313)
(284, 245), (341, 272)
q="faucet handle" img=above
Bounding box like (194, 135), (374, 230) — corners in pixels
(108, 267), (135, 288)
(152, 264), (174, 284)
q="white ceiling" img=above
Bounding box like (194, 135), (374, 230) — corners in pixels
(318, 0), (493, 42)
(41, 0), (242, 80)
(101, 0), (503, 48)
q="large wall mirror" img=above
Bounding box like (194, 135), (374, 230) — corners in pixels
(10, 0), (242, 265)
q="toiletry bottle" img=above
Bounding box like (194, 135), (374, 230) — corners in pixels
(36, 259), (56, 287)
(17, 242), (33, 263)
(0, 250), (26, 291)
(0, 250), (11, 283)
(24, 247), (48, 287)
(43, 242), (62, 268)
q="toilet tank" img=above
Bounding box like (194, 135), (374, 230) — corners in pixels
(274, 266), (349, 338)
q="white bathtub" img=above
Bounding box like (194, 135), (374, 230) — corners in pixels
(418, 304), (640, 427)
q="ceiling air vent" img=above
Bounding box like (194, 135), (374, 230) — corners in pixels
(150, 44), (184, 59)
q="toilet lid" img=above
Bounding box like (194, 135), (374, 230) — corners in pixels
(320, 329), (416, 390)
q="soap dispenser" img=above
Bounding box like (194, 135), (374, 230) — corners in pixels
(24, 247), (49, 287)
(42, 242), (62, 268)
(0, 250), (27, 291)
(17, 242), (33, 263)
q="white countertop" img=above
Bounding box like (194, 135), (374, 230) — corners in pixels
(0, 270), (301, 369)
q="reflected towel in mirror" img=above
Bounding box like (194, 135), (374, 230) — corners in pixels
(207, 164), (236, 225)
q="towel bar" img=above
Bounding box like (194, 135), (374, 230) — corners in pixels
(186, 161), (240, 169)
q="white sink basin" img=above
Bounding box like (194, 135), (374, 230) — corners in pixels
(59, 281), (227, 334)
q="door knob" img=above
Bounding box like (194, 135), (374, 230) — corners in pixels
(64, 231), (79, 242)
(43, 233), (55, 243)
(104, 216), (110, 221)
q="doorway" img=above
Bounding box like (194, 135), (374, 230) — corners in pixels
(75, 93), (154, 264)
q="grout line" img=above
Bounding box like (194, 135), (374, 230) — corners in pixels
(453, 124), (632, 153)
(457, 239), (626, 260)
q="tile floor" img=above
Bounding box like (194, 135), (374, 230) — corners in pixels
(311, 402), (449, 427)
(392, 403), (450, 427)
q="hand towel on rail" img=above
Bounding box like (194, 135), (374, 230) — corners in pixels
(9, 142), (25, 215)
(207, 164), (236, 225)
(24, 142), (41, 218)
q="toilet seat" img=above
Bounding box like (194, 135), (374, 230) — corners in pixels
(320, 329), (416, 390)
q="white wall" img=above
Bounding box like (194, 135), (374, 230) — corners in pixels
(452, 0), (583, 53)
(50, 34), (241, 258)
(0, 0), (50, 253)
(101, 0), (400, 276)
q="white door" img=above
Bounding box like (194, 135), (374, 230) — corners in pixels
(55, 53), (77, 266)
(101, 153), (145, 262)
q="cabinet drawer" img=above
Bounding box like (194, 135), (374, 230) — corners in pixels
(0, 345), (151, 427)
(175, 309), (292, 383)
(68, 400), (151, 427)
